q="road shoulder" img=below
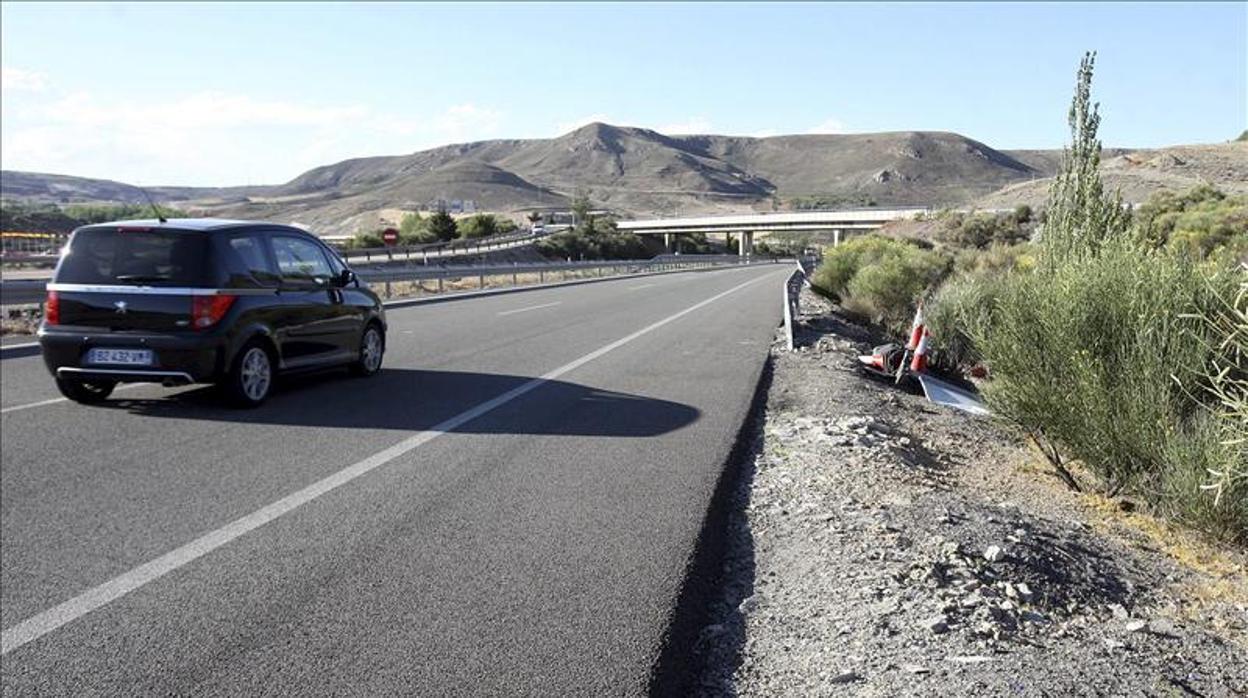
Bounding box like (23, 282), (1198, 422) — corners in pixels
(694, 287), (1248, 696)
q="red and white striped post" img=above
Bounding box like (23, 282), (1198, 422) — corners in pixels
(895, 304), (924, 383)
(910, 328), (932, 374)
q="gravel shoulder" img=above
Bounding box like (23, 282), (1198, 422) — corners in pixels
(693, 287), (1248, 697)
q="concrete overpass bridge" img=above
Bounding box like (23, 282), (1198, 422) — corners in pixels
(617, 208), (929, 254)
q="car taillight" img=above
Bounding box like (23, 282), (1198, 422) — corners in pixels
(190, 294), (237, 329)
(44, 291), (60, 325)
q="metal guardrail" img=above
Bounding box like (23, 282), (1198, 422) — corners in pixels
(0, 227), (567, 271)
(338, 226), (567, 263)
(361, 256), (774, 299)
(782, 256), (815, 352)
(0, 256), (778, 306)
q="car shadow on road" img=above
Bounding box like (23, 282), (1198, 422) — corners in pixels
(100, 367), (700, 438)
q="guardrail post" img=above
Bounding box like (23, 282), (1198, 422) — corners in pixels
(539, 269), (545, 283)
(479, 273), (485, 289)
(385, 280), (392, 299)
(438, 278), (444, 293)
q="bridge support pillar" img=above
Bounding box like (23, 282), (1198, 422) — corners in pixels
(833, 229), (842, 247)
(738, 231), (754, 256)
(664, 233), (674, 253)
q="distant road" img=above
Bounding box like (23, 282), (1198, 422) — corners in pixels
(1, 265), (784, 695)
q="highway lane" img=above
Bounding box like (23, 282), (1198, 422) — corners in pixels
(1, 265), (784, 695)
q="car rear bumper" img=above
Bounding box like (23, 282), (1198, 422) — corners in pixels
(54, 366), (195, 385)
(39, 327), (228, 384)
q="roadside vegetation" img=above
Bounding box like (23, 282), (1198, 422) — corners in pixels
(787, 193), (878, 210)
(535, 189), (650, 260)
(811, 53), (1247, 543)
(1, 200), (189, 233)
(343, 211), (518, 249)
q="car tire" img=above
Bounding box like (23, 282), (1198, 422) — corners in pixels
(55, 377), (116, 404)
(351, 323), (384, 377)
(224, 340), (275, 407)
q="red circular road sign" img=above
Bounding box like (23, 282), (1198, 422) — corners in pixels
(382, 227), (399, 246)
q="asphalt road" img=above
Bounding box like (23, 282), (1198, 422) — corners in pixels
(0, 265), (785, 696)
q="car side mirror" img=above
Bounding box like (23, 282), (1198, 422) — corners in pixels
(338, 269), (357, 287)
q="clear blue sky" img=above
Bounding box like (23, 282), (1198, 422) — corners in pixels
(2, 1), (1244, 186)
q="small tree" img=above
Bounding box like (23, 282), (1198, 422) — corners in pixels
(458, 213), (498, 239)
(351, 230), (385, 248)
(399, 212), (423, 236)
(428, 209), (457, 241)
(1041, 51), (1130, 264)
(571, 188), (593, 226)
(399, 212), (437, 244)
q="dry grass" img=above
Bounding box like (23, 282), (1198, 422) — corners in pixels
(1, 305), (42, 336)
(1083, 489), (1248, 639)
(1016, 437), (1247, 642)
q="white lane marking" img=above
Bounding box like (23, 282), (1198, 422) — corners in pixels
(1, 341), (39, 351)
(0, 271), (780, 656)
(496, 301), (562, 317)
(627, 283), (656, 291)
(1, 384), (146, 415)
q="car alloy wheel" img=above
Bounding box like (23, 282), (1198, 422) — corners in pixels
(361, 326), (383, 374)
(239, 346), (272, 402)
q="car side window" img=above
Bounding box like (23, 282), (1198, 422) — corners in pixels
(225, 233), (280, 287)
(271, 236), (334, 284)
(321, 244), (348, 277)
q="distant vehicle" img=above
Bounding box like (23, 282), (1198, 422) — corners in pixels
(38, 219), (386, 407)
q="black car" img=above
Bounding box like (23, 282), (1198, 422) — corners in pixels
(38, 218), (386, 407)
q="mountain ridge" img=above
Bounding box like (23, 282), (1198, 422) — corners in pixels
(12, 122), (1229, 236)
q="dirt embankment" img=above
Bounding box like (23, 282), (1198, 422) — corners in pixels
(692, 288), (1247, 697)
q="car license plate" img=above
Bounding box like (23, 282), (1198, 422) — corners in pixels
(85, 348), (154, 366)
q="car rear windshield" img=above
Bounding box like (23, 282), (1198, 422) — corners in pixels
(56, 228), (214, 287)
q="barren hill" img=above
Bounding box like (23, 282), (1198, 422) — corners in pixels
(1, 123), (1067, 234)
(975, 142), (1248, 209)
(10, 123), (1240, 237)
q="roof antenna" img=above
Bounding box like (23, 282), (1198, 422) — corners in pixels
(136, 186), (167, 223)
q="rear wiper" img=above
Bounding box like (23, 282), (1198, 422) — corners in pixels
(114, 274), (172, 283)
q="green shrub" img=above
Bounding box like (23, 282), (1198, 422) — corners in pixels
(457, 213), (499, 239)
(972, 240), (1243, 538)
(1186, 270), (1247, 539)
(952, 242), (1037, 276)
(936, 211), (1032, 249)
(926, 244), (1036, 370)
(62, 202), (188, 224)
(952, 53), (1247, 542)
(398, 212), (438, 244)
(811, 235), (950, 331)
(1132, 184), (1248, 261)
(427, 210), (457, 241)
(535, 218), (648, 260)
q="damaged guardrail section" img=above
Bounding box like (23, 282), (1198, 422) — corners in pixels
(782, 262), (807, 352)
